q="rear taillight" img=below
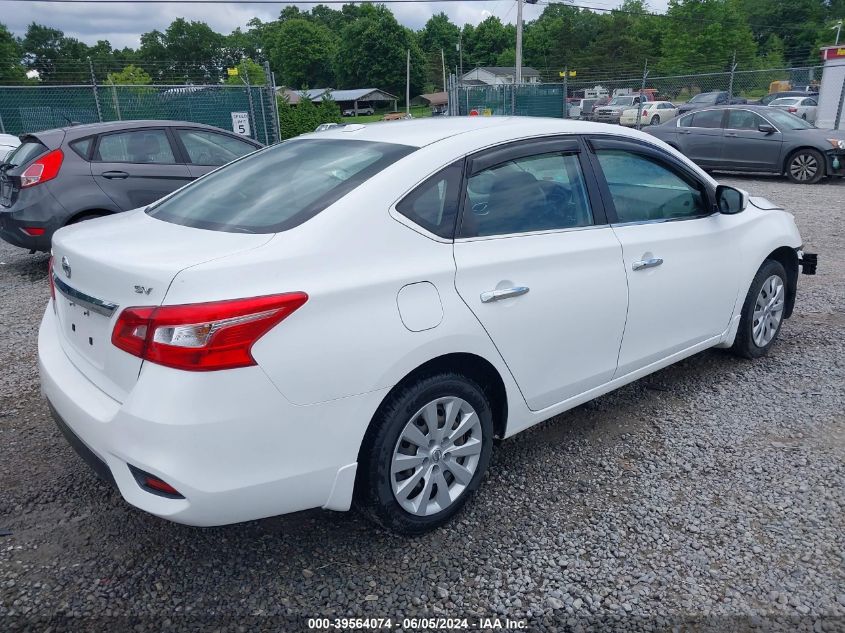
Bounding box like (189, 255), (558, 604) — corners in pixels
(48, 257), (56, 302)
(111, 293), (308, 371)
(787, 107), (798, 113)
(20, 149), (63, 188)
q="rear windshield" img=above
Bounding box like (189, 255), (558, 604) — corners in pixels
(689, 92), (719, 104)
(4, 140), (46, 168)
(147, 138), (415, 233)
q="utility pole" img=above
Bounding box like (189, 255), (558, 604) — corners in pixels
(441, 49), (447, 93)
(457, 35), (464, 86)
(406, 49), (411, 115)
(515, 0), (524, 85)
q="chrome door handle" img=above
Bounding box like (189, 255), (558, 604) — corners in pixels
(632, 258), (663, 271)
(480, 286), (530, 303)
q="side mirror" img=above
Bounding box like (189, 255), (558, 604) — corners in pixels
(758, 124), (776, 134)
(716, 185), (748, 215)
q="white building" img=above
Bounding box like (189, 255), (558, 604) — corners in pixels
(460, 67), (542, 86)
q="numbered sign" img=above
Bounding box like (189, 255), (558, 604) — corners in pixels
(231, 112), (251, 137)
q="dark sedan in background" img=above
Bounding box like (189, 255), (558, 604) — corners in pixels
(676, 91), (747, 115)
(646, 105), (845, 184)
(0, 120), (262, 251)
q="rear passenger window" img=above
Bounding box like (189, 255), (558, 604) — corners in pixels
(69, 137), (93, 160)
(460, 152), (593, 238)
(595, 150), (708, 223)
(689, 110), (723, 128)
(97, 130), (176, 164)
(396, 161), (463, 239)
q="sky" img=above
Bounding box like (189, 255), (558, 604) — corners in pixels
(0, 0), (670, 50)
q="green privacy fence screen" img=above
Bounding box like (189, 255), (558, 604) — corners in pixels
(0, 84), (280, 144)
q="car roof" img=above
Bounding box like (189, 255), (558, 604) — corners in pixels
(41, 120), (250, 139)
(301, 116), (670, 148)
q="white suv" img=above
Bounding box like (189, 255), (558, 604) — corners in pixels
(39, 118), (815, 533)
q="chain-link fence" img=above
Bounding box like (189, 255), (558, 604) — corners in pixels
(0, 82), (280, 144)
(450, 66), (823, 119)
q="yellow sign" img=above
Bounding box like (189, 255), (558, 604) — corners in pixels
(558, 70), (577, 77)
(227, 67), (239, 77)
(483, 108), (493, 116)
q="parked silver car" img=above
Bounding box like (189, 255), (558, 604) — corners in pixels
(593, 95), (649, 124)
(0, 133), (19, 163)
(768, 96), (818, 123)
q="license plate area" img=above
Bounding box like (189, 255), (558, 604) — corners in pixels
(56, 295), (110, 369)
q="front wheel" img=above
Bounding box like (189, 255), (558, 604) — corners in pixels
(786, 148), (824, 184)
(731, 259), (788, 359)
(650, 114), (660, 125)
(355, 372), (494, 534)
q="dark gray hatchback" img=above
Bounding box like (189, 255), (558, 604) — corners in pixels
(0, 120), (262, 251)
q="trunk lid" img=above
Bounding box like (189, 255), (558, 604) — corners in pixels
(50, 210), (273, 402)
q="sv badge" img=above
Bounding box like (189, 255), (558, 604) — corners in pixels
(134, 285), (154, 295)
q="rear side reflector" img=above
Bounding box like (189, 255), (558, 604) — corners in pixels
(20, 149), (64, 189)
(21, 227), (45, 236)
(112, 292), (308, 371)
(128, 465), (184, 499)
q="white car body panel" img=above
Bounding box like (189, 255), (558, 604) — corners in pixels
(1, 133), (20, 162)
(39, 117), (804, 526)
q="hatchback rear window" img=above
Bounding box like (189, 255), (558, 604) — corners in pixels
(5, 140), (46, 168)
(147, 139), (415, 233)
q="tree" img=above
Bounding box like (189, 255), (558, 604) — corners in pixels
(660, 0), (757, 74)
(266, 19), (337, 88)
(738, 0), (826, 65)
(0, 23), (27, 84)
(464, 17), (513, 68)
(223, 58), (265, 86)
(335, 5), (425, 98)
(106, 64), (152, 85)
(419, 13), (460, 89)
(21, 23), (90, 83)
(139, 19), (224, 82)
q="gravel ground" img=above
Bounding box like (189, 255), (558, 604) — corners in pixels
(1, 175), (844, 632)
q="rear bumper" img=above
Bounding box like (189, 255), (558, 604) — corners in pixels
(0, 187), (68, 251)
(39, 305), (386, 526)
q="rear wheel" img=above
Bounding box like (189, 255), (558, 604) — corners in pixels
(355, 372), (493, 534)
(731, 259), (787, 359)
(786, 149), (824, 184)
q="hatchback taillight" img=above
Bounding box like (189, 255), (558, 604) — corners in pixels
(111, 293), (308, 371)
(20, 149), (64, 188)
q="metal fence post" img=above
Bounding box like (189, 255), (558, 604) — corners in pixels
(636, 59), (648, 130)
(88, 57), (103, 123)
(727, 51), (737, 102)
(563, 67), (568, 119)
(263, 61), (280, 143)
(0, 111), (5, 134)
(242, 65), (257, 141)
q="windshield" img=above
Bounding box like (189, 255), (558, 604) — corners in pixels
(689, 92), (719, 104)
(764, 109), (815, 130)
(608, 97), (635, 106)
(147, 138), (415, 233)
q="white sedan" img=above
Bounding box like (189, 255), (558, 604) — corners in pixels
(0, 133), (20, 163)
(620, 101), (678, 126)
(39, 118), (815, 534)
(769, 96), (818, 123)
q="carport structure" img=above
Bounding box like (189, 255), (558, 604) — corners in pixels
(279, 87), (398, 114)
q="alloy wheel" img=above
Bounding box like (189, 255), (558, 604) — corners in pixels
(790, 153), (818, 181)
(752, 274), (785, 348)
(390, 397), (483, 516)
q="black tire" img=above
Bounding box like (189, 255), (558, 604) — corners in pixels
(731, 259), (788, 359)
(785, 148), (824, 184)
(650, 114), (660, 126)
(354, 371), (494, 534)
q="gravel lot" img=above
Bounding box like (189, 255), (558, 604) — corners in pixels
(1, 175), (843, 632)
